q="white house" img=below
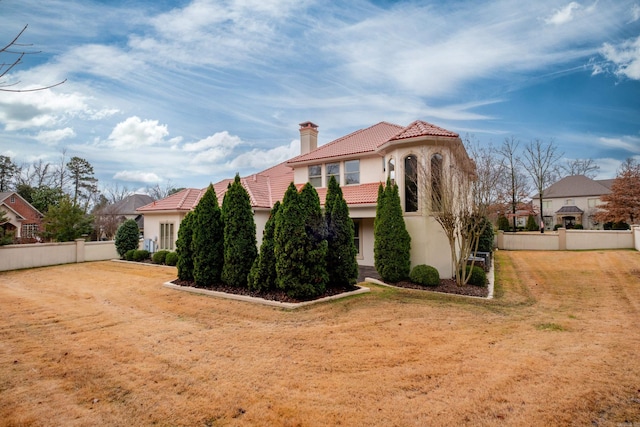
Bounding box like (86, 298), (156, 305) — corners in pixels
(538, 175), (613, 229)
(138, 120), (474, 277)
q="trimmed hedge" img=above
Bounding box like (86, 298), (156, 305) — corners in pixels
(124, 249), (136, 261)
(132, 249), (150, 262)
(165, 252), (178, 266)
(409, 265), (440, 287)
(152, 250), (170, 264)
(464, 265), (487, 286)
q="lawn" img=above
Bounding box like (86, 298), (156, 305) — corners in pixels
(1, 250), (639, 426)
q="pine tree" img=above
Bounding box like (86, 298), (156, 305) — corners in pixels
(114, 219), (140, 258)
(176, 211), (195, 282)
(274, 182), (328, 299)
(374, 180), (411, 283)
(248, 201), (280, 292)
(497, 213), (510, 231)
(525, 214), (538, 231)
(222, 174), (257, 288)
(192, 185), (224, 287)
(325, 176), (358, 287)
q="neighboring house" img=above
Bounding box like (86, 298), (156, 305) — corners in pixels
(504, 201), (538, 229)
(536, 175), (613, 229)
(138, 120), (474, 277)
(94, 194), (154, 240)
(0, 191), (44, 241)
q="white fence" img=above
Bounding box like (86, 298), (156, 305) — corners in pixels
(0, 240), (119, 272)
(497, 226), (640, 251)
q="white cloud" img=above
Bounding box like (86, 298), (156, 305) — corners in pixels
(113, 170), (161, 183)
(184, 131), (243, 164)
(598, 135), (640, 153)
(630, 4), (640, 23)
(106, 116), (170, 148)
(227, 139), (299, 169)
(35, 127), (76, 145)
(545, 2), (581, 25)
(600, 36), (640, 80)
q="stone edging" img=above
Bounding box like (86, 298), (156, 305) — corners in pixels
(162, 282), (371, 309)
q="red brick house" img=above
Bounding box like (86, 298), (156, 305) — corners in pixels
(0, 192), (44, 242)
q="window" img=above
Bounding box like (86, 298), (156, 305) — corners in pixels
(405, 155), (418, 212)
(22, 224), (38, 238)
(160, 223), (174, 250)
(388, 158), (395, 184)
(326, 162), (340, 185)
(345, 160), (360, 185)
(565, 199), (574, 205)
(588, 198), (601, 208)
(430, 154), (443, 211)
(542, 200), (552, 210)
(353, 219), (361, 255)
(308, 165), (321, 187)
(10, 195), (15, 203)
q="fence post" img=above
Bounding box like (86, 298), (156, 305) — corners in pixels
(558, 227), (566, 250)
(496, 230), (504, 250)
(75, 238), (85, 263)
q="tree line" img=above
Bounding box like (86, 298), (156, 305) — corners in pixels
(0, 151), (182, 243)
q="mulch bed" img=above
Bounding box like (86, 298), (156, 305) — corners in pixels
(386, 278), (489, 298)
(171, 277), (488, 302)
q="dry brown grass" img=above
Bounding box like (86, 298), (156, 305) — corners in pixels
(1, 251), (639, 426)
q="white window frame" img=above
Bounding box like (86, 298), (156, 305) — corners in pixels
(345, 160), (360, 185)
(160, 222), (174, 250)
(326, 162), (340, 185)
(308, 165), (322, 187)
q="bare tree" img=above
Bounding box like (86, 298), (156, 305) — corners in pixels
(16, 159), (53, 188)
(559, 158), (600, 179)
(0, 155), (19, 191)
(521, 139), (563, 233)
(103, 183), (131, 204)
(1, 25), (66, 92)
(416, 140), (500, 285)
(146, 180), (181, 200)
(498, 137), (531, 231)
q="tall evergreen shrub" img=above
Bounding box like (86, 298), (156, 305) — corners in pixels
(248, 201), (280, 292)
(274, 183), (328, 299)
(222, 175), (257, 288)
(115, 219), (139, 258)
(497, 214), (510, 231)
(525, 214), (538, 231)
(325, 176), (358, 287)
(374, 180), (411, 282)
(176, 211), (195, 281)
(477, 216), (494, 253)
(192, 185), (224, 287)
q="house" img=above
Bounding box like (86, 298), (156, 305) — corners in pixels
(94, 194), (154, 239)
(537, 175), (613, 229)
(0, 191), (44, 242)
(138, 120), (474, 277)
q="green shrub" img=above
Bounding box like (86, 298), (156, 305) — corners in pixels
(133, 249), (150, 262)
(165, 252), (178, 266)
(374, 180), (411, 283)
(497, 214), (510, 231)
(409, 265), (440, 287)
(152, 250), (170, 264)
(222, 174), (257, 288)
(573, 224), (584, 229)
(249, 202), (280, 292)
(553, 224), (563, 231)
(115, 219), (140, 258)
(325, 176), (358, 288)
(124, 249), (136, 261)
(176, 212), (195, 281)
(463, 265), (487, 286)
(192, 185), (224, 287)
(525, 214), (538, 231)
(477, 216), (494, 253)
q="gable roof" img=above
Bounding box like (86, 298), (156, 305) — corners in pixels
(288, 121), (404, 165)
(0, 191), (44, 217)
(540, 175), (612, 199)
(388, 120), (459, 141)
(99, 194), (154, 216)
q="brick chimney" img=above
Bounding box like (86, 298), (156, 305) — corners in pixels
(299, 121), (318, 155)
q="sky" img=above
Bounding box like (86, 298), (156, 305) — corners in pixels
(1, 0), (639, 193)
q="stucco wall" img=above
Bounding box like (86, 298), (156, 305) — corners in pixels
(497, 228), (636, 251)
(404, 215), (453, 278)
(0, 240), (118, 272)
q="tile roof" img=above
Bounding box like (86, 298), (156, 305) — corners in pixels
(388, 120), (459, 141)
(539, 175), (612, 199)
(287, 122), (404, 164)
(311, 182), (381, 206)
(137, 188), (204, 212)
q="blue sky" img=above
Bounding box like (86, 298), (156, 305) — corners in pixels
(1, 0), (639, 192)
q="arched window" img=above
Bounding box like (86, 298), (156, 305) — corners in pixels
(404, 155), (418, 212)
(431, 154), (443, 210)
(388, 157), (395, 184)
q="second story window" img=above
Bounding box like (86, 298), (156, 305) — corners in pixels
(326, 162), (340, 185)
(309, 165), (321, 187)
(345, 160), (360, 185)
(405, 155), (418, 212)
